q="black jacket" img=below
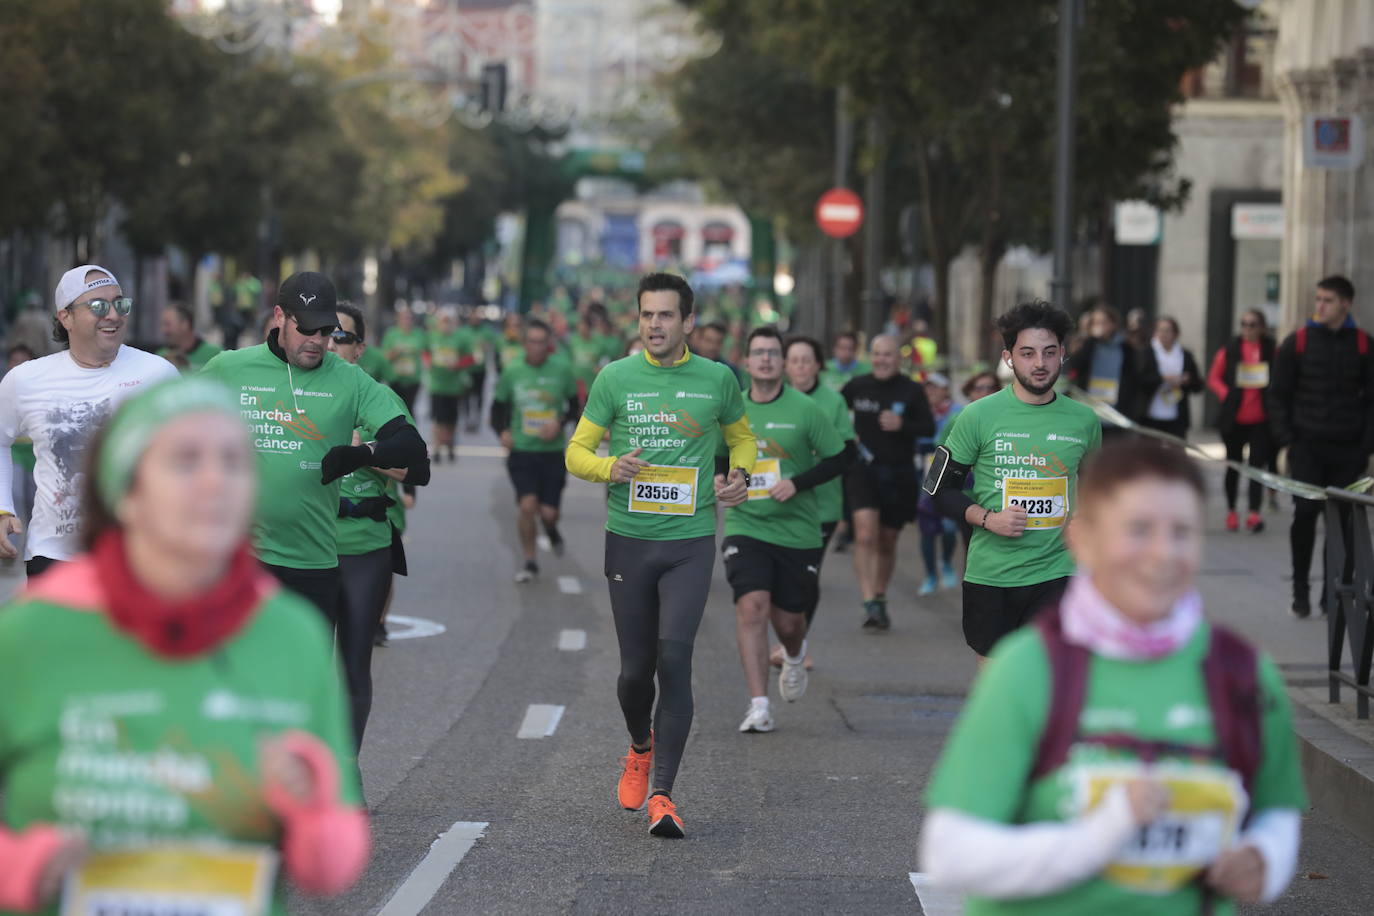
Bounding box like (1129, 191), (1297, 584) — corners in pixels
(1268, 321), (1374, 449)
(840, 373), (934, 466)
(1214, 335), (1276, 434)
(1144, 347), (1204, 429)
(1066, 337), (1161, 422)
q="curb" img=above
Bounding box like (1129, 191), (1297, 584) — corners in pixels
(1288, 690), (1374, 848)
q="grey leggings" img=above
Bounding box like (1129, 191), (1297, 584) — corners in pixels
(604, 531), (716, 796)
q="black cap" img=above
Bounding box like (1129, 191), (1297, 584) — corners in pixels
(277, 271), (338, 332)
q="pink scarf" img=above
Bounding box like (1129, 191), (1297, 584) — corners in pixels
(1060, 574), (1202, 660)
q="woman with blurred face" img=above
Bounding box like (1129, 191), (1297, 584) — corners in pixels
(1207, 309), (1275, 534)
(0, 379), (368, 914)
(1139, 316), (1203, 442)
(920, 441), (1305, 913)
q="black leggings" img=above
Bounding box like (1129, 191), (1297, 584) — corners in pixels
(1289, 438), (1367, 589)
(807, 522), (839, 625)
(1221, 422), (1273, 512)
(604, 531), (715, 797)
(390, 381), (420, 414)
(337, 548), (393, 748)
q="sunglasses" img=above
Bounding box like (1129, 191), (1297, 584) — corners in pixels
(71, 297), (133, 318)
(288, 313), (336, 337)
(330, 329), (361, 346)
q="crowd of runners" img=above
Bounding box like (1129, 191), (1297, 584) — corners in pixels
(1, 262), (1370, 912)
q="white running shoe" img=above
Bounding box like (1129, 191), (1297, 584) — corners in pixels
(738, 704), (775, 733)
(779, 654), (809, 702)
(514, 562), (537, 584)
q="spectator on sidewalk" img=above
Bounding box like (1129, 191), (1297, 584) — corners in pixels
(1268, 275), (1374, 619)
(1066, 304), (1160, 431)
(1138, 316), (1203, 441)
(1208, 309), (1276, 534)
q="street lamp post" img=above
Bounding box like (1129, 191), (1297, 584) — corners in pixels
(1050, 0), (1080, 312)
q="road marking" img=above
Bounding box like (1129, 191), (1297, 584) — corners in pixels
(517, 703), (565, 738)
(386, 615), (447, 641)
(558, 629), (587, 651)
(376, 821), (488, 916)
(557, 575), (582, 594)
(908, 873), (962, 915)
(455, 445), (507, 458)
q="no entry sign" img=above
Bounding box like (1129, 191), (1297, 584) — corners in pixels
(816, 188), (864, 238)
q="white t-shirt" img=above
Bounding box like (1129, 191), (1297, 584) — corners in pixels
(0, 346), (179, 561)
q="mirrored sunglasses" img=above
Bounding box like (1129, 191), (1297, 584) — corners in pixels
(73, 297), (133, 318)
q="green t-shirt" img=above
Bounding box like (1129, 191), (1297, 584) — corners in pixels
(494, 356), (578, 453)
(336, 388), (413, 556)
(925, 622), (1308, 916)
(357, 346), (392, 383)
(802, 382), (855, 524)
(942, 388), (1100, 588)
(157, 338), (224, 376)
(498, 337), (524, 372)
(199, 344), (407, 569)
(0, 581), (359, 916)
(582, 351), (748, 541)
(381, 327), (427, 383)
(594, 332), (623, 364)
(567, 333), (604, 386)
(821, 358), (870, 393)
(724, 385), (844, 549)
(10, 439), (34, 473)
(427, 328), (472, 396)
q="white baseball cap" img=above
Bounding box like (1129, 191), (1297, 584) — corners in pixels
(55, 264), (120, 313)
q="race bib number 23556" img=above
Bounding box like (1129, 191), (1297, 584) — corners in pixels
(628, 465), (697, 516)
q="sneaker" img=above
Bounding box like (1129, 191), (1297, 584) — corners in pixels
(833, 531), (852, 553)
(779, 652), (809, 702)
(546, 525), (566, 557)
(738, 703), (775, 733)
(648, 794), (684, 838)
(617, 739), (652, 810)
(1291, 583), (1311, 619)
(917, 575), (938, 596)
(861, 599), (890, 631)
(1225, 510), (1239, 532)
(514, 561), (538, 584)
(373, 622), (389, 648)
(770, 644), (814, 669)
(941, 564), (959, 590)
(1245, 512), (1264, 534)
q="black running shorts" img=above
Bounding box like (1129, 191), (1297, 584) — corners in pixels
(845, 462), (919, 529)
(721, 534), (823, 617)
(430, 393), (460, 425)
(961, 576), (1071, 656)
(507, 450), (567, 508)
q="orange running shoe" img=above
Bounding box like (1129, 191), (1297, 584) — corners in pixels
(617, 739), (652, 810)
(648, 794), (685, 838)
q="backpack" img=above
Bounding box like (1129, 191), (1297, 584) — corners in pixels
(1029, 605), (1262, 796)
(1296, 325), (1369, 355)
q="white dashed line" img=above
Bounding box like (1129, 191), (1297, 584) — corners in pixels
(454, 445), (508, 458)
(908, 873), (962, 915)
(376, 821), (489, 916)
(557, 576), (582, 595)
(557, 629), (587, 651)
(516, 704), (565, 738)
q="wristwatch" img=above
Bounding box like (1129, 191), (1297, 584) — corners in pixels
(734, 467), (752, 487)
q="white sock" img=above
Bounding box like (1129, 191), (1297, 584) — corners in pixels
(751, 696), (770, 710)
(783, 640), (808, 664)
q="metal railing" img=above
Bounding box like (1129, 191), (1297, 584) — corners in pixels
(1325, 487), (1374, 717)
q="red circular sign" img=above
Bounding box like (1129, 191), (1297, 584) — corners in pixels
(815, 188), (864, 238)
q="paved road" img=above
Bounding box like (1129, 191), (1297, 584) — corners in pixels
(4, 423), (1371, 913)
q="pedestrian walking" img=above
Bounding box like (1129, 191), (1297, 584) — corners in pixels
(1208, 309), (1276, 533)
(1138, 316), (1203, 441)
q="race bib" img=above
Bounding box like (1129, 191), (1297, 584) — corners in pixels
(1003, 476), (1069, 529)
(61, 845), (277, 916)
(1236, 362), (1269, 389)
(628, 465), (697, 515)
(1088, 377), (1119, 403)
(395, 357), (417, 377)
(747, 458), (782, 501)
(521, 408), (556, 437)
(1079, 763), (1245, 895)
(434, 349), (458, 369)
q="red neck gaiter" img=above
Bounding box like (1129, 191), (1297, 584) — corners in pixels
(95, 529), (266, 658)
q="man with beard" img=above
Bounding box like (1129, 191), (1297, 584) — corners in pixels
(924, 301), (1099, 664)
(0, 265), (178, 575)
(200, 272), (428, 619)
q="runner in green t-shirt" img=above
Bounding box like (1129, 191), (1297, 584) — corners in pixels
(328, 303), (429, 749)
(0, 378), (368, 915)
(723, 327), (845, 735)
(380, 306), (426, 413)
(820, 330), (870, 392)
(925, 301), (1100, 662)
(199, 272), (428, 618)
(565, 272), (756, 839)
(461, 311), (490, 434)
(426, 311), (474, 463)
(491, 318), (579, 582)
(567, 317), (606, 399)
(158, 304), (223, 375)
(921, 440), (1305, 915)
